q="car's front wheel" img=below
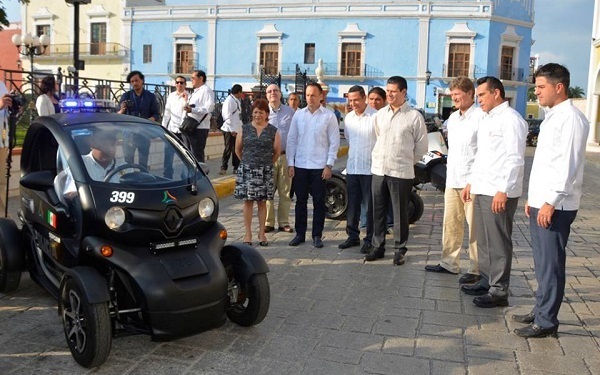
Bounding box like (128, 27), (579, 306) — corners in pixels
(408, 191), (424, 224)
(0, 218), (23, 293)
(60, 277), (112, 368)
(325, 176), (348, 220)
(226, 272), (270, 327)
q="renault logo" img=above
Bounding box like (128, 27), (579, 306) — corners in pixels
(164, 207), (183, 233)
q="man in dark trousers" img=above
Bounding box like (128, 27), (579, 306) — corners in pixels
(513, 64), (589, 338)
(286, 82), (340, 248)
(219, 84), (243, 175)
(118, 70), (160, 169)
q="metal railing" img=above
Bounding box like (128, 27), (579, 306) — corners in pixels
(38, 43), (128, 58)
(167, 62), (207, 76)
(0, 68), (247, 136)
(499, 66), (525, 82)
(442, 64), (487, 79)
(251, 62), (383, 78)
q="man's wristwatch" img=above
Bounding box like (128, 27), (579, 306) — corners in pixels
(326, 164), (333, 170)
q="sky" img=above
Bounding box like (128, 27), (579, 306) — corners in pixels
(2, 0), (596, 93)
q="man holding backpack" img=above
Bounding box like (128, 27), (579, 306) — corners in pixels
(220, 84), (243, 175)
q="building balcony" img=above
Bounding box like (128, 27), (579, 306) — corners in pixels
(167, 62), (207, 76)
(499, 66), (526, 82)
(35, 43), (128, 60)
(441, 64), (487, 80)
(251, 62), (384, 79)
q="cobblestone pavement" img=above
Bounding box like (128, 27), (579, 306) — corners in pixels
(1, 147), (599, 374)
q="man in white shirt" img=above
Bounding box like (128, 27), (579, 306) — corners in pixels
(461, 76), (527, 308)
(425, 77), (482, 284)
(287, 82), (340, 248)
(162, 75), (189, 178)
(219, 84), (243, 175)
(339, 85), (377, 253)
(513, 64), (589, 338)
(364, 76), (428, 265)
(184, 70), (215, 163)
(265, 84), (295, 234)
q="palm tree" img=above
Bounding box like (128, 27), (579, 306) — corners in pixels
(568, 86), (585, 99)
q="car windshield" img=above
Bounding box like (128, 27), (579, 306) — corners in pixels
(63, 122), (198, 185)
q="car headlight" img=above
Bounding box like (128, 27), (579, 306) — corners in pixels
(105, 206), (126, 230)
(198, 198), (215, 220)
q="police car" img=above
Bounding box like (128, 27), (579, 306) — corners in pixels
(0, 99), (270, 368)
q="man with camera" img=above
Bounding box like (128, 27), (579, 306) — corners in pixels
(118, 70), (160, 170)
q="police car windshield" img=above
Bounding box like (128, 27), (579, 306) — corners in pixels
(67, 122), (197, 185)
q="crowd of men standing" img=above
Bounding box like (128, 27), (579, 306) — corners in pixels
(110, 63), (589, 339)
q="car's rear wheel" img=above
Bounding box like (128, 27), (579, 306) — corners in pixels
(226, 272), (270, 327)
(60, 277), (112, 368)
(0, 218), (23, 293)
(325, 176), (347, 220)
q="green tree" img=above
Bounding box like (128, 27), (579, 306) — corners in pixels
(527, 86), (536, 101)
(0, 0), (28, 30)
(568, 86), (585, 99)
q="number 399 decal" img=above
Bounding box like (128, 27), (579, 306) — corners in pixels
(110, 191), (135, 204)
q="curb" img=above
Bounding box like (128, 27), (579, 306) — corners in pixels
(210, 145), (349, 199)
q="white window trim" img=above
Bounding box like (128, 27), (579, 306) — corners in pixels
(86, 5), (111, 47)
(32, 7), (55, 40)
(338, 23), (366, 77)
(498, 26), (523, 82)
(444, 22), (476, 78)
(172, 25), (198, 75)
(256, 24), (283, 75)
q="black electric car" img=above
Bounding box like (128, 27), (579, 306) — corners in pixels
(0, 101), (270, 368)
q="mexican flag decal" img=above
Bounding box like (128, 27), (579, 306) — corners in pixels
(47, 211), (57, 228)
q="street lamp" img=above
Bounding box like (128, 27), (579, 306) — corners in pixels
(425, 69), (432, 86)
(11, 32), (51, 122)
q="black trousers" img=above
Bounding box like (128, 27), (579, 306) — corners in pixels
(221, 131), (239, 171)
(530, 207), (577, 329)
(293, 167), (326, 239)
(371, 174), (412, 252)
(164, 132), (182, 179)
(346, 174), (373, 243)
(123, 131), (150, 170)
(182, 128), (209, 163)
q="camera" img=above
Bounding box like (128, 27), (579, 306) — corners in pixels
(123, 100), (134, 109)
(7, 93), (26, 117)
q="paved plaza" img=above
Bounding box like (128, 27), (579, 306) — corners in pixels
(1, 147), (599, 374)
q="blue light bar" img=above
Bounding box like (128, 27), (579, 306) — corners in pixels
(59, 99), (117, 113)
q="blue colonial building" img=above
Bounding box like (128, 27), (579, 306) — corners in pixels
(123, 0), (534, 116)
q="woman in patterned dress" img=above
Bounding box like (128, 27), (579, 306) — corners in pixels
(234, 99), (281, 246)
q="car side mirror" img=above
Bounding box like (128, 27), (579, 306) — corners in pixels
(20, 170), (55, 190)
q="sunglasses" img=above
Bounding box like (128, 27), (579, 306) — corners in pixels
(175, 81), (185, 84)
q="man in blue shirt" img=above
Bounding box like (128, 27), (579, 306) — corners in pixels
(118, 70), (160, 170)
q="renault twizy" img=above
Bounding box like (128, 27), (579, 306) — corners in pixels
(0, 100), (270, 368)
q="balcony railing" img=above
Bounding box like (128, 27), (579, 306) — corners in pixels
(499, 66), (525, 82)
(251, 62), (383, 78)
(39, 43), (128, 58)
(442, 64), (487, 79)
(167, 62), (207, 75)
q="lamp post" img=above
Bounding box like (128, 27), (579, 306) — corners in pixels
(424, 69), (432, 110)
(11, 32), (51, 122)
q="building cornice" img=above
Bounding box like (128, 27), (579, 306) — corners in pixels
(122, 2), (512, 22)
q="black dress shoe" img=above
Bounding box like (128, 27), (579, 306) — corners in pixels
(393, 251), (405, 266)
(461, 283), (489, 296)
(339, 238), (360, 249)
(278, 225), (294, 233)
(364, 247), (385, 261)
(313, 236), (324, 248)
(360, 242), (373, 254)
(512, 312), (535, 324)
(264, 226), (275, 233)
(459, 273), (481, 284)
(514, 323), (557, 338)
(425, 264), (458, 274)
(473, 294), (509, 308)
(288, 235), (305, 246)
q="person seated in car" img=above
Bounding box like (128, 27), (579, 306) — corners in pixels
(62, 129), (125, 198)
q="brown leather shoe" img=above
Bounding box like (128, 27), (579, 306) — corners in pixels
(264, 226), (275, 233)
(278, 225), (294, 233)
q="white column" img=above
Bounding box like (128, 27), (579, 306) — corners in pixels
(206, 14), (217, 88)
(416, 16), (430, 109)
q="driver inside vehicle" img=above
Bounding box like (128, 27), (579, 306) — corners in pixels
(62, 129), (125, 198)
